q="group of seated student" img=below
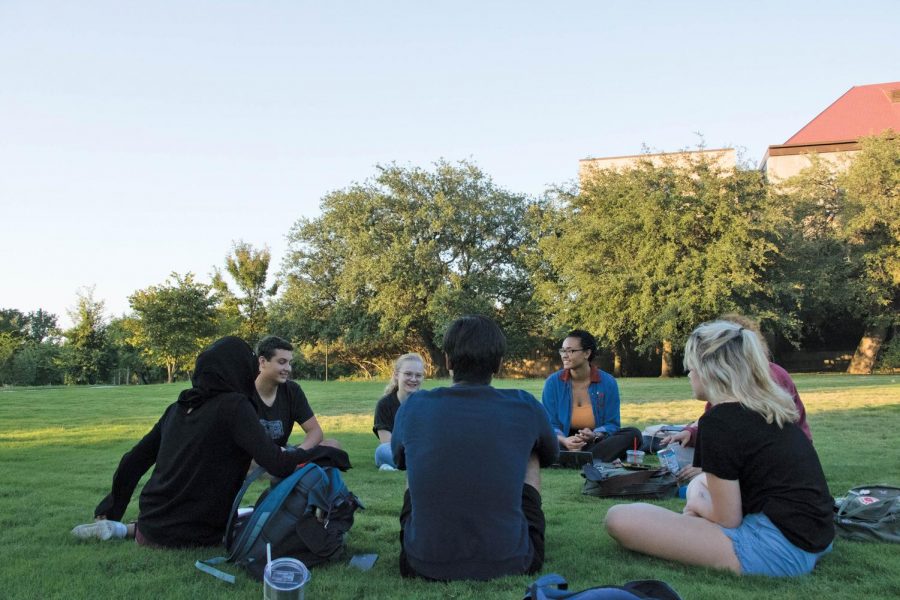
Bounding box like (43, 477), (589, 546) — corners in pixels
(71, 335), (345, 546)
(72, 315), (835, 581)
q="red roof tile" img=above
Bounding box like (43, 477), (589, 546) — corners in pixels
(785, 81), (900, 145)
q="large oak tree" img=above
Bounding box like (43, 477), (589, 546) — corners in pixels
(536, 155), (786, 376)
(277, 160), (543, 374)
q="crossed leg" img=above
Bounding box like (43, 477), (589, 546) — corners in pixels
(604, 502), (741, 574)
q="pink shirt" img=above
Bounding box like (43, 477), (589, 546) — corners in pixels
(684, 362), (812, 446)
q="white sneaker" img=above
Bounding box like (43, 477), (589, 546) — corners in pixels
(378, 464), (397, 471)
(71, 520), (117, 541)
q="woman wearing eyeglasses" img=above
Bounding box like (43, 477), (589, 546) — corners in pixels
(541, 330), (642, 462)
(373, 353), (426, 470)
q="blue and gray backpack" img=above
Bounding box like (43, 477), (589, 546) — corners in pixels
(196, 462), (362, 582)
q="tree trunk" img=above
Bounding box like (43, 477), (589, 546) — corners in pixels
(612, 349), (622, 378)
(420, 331), (447, 378)
(848, 322), (889, 374)
(659, 339), (674, 378)
(166, 359), (175, 383)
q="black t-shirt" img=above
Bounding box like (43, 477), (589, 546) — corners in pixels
(372, 390), (400, 438)
(253, 380), (315, 446)
(695, 402), (834, 552)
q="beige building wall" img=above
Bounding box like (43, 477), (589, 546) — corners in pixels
(579, 148), (736, 182)
(763, 145), (858, 183)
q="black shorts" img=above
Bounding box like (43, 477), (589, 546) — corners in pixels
(399, 483), (545, 579)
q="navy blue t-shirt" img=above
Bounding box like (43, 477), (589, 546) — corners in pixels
(392, 384), (559, 581)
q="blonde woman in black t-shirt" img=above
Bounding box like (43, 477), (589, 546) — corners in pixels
(605, 320), (834, 577)
(373, 353), (425, 470)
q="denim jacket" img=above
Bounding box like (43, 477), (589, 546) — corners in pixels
(541, 366), (621, 437)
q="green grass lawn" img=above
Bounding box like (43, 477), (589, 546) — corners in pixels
(1, 374), (899, 599)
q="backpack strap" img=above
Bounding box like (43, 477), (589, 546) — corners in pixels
(196, 466), (268, 585)
(194, 557), (236, 584)
(523, 573), (570, 599)
(224, 465), (267, 549)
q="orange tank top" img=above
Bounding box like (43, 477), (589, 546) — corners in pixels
(570, 398), (595, 431)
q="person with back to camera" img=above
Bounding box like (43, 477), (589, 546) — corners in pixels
(659, 314), (812, 484)
(372, 352), (425, 471)
(391, 315), (559, 581)
(254, 335), (340, 451)
(604, 320), (834, 577)
(70, 336), (329, 547)
(542, 329), (642, 462)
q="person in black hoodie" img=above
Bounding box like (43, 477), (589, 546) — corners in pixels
(71, 336), (318, 547)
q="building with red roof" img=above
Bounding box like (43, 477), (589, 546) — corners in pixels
(763, 81), (900, 181)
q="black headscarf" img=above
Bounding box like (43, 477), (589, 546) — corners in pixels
(176, 336), (258, 410)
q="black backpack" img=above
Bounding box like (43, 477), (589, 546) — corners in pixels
(196, 461), (363, 582)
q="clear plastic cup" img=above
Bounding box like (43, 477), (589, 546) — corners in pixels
(657, 443), (681, 474)
(625, 449), (645, 465)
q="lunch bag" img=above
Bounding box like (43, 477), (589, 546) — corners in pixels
(524, 573), (683, 600)
(196, 462), (363, 582)
(833, 484), (900, 543)
(581, 463), (677, 500)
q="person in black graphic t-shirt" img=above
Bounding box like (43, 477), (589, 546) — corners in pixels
(254, 336), (340, 450)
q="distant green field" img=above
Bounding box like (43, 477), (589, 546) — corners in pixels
(1, 374), (898, 599)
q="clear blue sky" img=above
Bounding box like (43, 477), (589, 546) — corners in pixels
(2, 1), (897, 327)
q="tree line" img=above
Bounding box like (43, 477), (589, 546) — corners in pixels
(2, 133), (897, 385)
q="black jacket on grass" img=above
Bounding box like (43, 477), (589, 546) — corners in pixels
(94, 336), (311, 547)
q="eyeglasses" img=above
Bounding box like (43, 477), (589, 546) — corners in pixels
(558, 348), (585, 356)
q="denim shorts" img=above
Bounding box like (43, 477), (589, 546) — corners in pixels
(721, 512), (832, 577)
